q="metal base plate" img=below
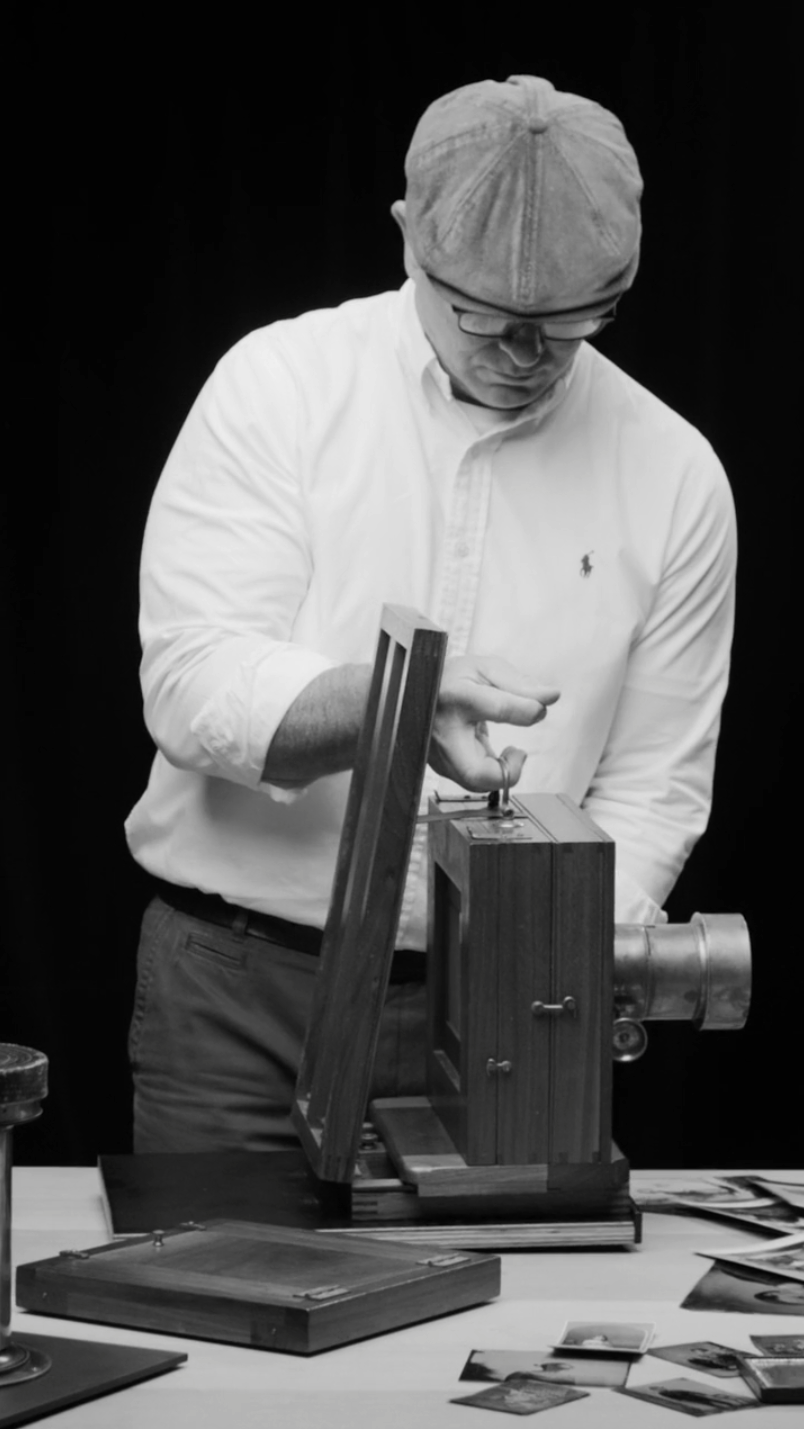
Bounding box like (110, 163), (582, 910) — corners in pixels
(0, 1345), (51, 1386)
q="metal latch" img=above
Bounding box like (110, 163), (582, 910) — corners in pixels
(419, 1254), (472, 1267)
(485, 1058), (513, 1076)
(531, 996), (577, 1017)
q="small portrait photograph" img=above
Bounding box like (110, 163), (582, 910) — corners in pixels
(672, 1180), (763, 1207)
(616, 1377), (756, 1417)
(682, 1260), (804, 1315)
(674, 1192), (803, 1232)
(460, 1348), (630, 1387)
(631, 1175), (748, 1208)
(552, 1320), (654, 1354)
(699, 1232), (804, 1283)
(735, 1357), (804, 1405)
(451, 1377), (588, 1416)
(750, 1334), (804, 1356)
(723, 1202), (804, 1231)
(751, 1177), (804, 1213)
(649, 1341), (743, 1377)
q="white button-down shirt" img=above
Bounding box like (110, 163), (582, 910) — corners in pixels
(126, 281), (736, 944)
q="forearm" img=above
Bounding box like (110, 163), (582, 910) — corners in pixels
(262, 664), (373, 786)
(262, 653), (559, 790)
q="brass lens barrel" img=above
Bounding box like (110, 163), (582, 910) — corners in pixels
(613, 913), (751, 1030)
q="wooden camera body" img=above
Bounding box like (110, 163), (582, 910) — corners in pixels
(293, 607), (749, 1246)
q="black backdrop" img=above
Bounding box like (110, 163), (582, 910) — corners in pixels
(4, 10), (801, 1168)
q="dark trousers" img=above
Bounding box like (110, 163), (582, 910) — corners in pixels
(129, 896), (427, 1152)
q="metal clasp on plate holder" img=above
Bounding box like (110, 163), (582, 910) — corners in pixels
(531, 996), (577, 1017)
(419, 1254), (471, 1267)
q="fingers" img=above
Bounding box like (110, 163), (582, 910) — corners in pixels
(469, 685), (558, 727)
(474, 655), (560, 706)
(431, 656), (560, 793)
(440, 655), (560, 729)
(498, 744), (528, 786)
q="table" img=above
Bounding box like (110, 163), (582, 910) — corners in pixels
(8, 1168), (803, 1426)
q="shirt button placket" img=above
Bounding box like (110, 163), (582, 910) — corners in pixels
(396, 442), (493, 943)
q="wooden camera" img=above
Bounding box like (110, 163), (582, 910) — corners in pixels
(293, 608), (751, 1247)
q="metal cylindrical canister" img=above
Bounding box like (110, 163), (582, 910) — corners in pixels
(613, 914), (751, 1029)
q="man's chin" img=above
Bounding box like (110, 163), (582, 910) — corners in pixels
(468, 376), (553, 410)
(446, 360), (561, 411)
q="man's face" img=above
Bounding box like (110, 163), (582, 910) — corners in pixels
(411, 264), (584, 411)
(392, 201), (614, 411)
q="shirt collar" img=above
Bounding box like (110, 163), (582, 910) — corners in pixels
(395, 278), (579, 433)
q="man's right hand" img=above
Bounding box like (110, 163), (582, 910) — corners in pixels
(429, 655), (560, 792)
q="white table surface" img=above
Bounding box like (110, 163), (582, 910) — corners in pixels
(8, 1167), (804, 1427)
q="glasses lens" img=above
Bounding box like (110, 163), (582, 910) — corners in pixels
(540, 318), (606, 339)
(456, 312), (515, 336)
(456, 311), (611, 340)
(456, 312), (614, 340)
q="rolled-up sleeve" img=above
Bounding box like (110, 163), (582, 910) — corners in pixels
(139, 337), (334, 792)
(582, 448), (737, 923)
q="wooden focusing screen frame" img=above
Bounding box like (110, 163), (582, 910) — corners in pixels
(294, 606), (633, 1228)
(293, 607), (447, 1182)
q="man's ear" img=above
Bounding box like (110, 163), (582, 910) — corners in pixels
(390, 199), (420, 281)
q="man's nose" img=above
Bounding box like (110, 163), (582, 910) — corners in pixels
(497, 324), (544, 366)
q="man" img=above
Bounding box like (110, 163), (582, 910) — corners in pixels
(126, 75), (736, 1153)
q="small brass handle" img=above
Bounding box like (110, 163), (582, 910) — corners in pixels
(531, 996), (577, 1017)
(485, 1058), (513, 1076)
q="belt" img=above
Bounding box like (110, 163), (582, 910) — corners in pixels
(153, 879), (427, 985)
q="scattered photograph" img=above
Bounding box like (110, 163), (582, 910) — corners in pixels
(750, 1333), (804, 1356)
(460, 1349), (629, 1387)
(673, 1193), (804, 1233)
(737, 1357), (804, 1404)
(671, 1177), (759, 1203)
(750, 1177), (804, 1213)
(649, 1341), (743, 1377)
(616, 1377), (756, 1417)
(552, 1320), (653, 1354)
(698, 1233), (804, 1283)
(681, 1260), (804, 1315)
(630, 1174), (748, 1208)
(451, 1377), (588, 1415)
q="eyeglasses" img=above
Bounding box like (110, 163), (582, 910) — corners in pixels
(453, 307), (617, 341)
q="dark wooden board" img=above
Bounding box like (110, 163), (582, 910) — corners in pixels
(370, 1097), (549, 1196)
(16, 1220), (500, 1355)
(293, 607), (447, 1184)
(98, 1151), (350, 1235)
(0, 1333), (185, 1429)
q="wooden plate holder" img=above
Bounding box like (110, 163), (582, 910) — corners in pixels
(292, 606), (639, 1246)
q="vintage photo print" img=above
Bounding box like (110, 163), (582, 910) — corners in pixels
(673, 1192), (804, 1234)
(737, 1357), (804, 1404)
(616, 1377), (756, 1416)
(552, 1320), (654, 1354)
(698, 1232), (804, 1282)
(451, 1377), (588, 1415)
(460, 1348), (629, 1387)
(750, 1333), (804, 1356)
(648, 1341), (743, 1377)
(750, 1177), (804, 1213)
(682, 1260), (804, 1314)
(630, 1174), (753, 1208)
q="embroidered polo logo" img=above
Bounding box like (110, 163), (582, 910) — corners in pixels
(580, 551), (594, 577)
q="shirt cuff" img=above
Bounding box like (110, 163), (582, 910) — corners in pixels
(190, 644), (336, 795)
(614, 866), (668, 926)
